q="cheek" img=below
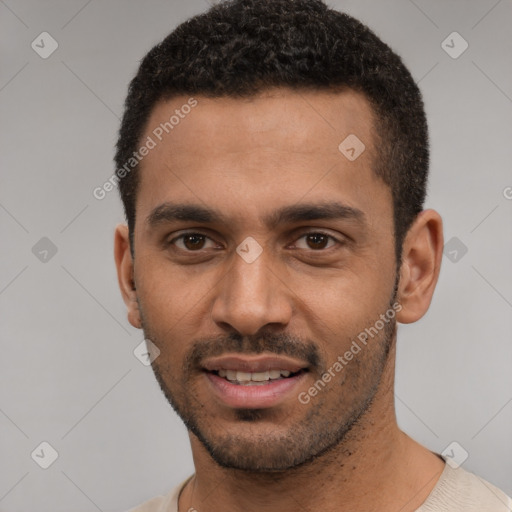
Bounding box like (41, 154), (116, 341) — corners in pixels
(134, 255), (219, 340)
(134, 256), (178, 326)
(291, 261), (395, 317)
(285, 263), (396, 362)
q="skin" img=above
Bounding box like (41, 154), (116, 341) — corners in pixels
(115, 88), (445, 512)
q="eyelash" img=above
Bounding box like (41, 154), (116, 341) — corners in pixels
(167, 231), (341, 252)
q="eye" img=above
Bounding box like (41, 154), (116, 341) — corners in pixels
(294, 232), (338, 250)
(169, 233), (219, 251)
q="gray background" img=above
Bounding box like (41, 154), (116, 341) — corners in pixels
(1, 0), (511, 510)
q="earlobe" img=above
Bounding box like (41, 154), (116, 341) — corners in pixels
(395, 210), (444, 324)
(114, 224), (142, 329)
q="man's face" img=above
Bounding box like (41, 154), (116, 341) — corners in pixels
(131, 88), (398, 471)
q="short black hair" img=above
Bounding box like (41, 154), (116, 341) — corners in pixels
(115, 0), (429, 261)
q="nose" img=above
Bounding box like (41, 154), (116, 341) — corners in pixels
(210, 250), (293, 336)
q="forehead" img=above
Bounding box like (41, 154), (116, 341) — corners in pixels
(135, 88), (390, 231)
(143, 87), (375, 157)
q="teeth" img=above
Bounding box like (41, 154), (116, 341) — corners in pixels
(216, 369), (295, 383)
(251, 371), (269, 381)
(236, 371), (251, 382)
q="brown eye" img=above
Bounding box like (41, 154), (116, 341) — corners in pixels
(305, 233), (329, 249)
(170, 233), (218, 251)
(183, 234), (206, 250)
(294, 232), (337, 250)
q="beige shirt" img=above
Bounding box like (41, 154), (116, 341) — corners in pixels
(128, 462), (512, 512)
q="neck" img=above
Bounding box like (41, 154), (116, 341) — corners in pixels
(179, 343), (445, 512)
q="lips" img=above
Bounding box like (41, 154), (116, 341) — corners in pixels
(202, 353), (309, 408)
(202, 354), (307, 373)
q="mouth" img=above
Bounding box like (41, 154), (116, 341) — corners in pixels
(202, 354), (309, 408)
(210, 368), (305, 385)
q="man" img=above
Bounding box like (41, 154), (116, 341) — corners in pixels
(113, 0), (512, 510)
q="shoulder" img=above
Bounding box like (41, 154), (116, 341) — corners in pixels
(126, 475), (193, 512)
(418, 462), (512, 512)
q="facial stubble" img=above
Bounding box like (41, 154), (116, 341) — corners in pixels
(138, 296), (396, 473)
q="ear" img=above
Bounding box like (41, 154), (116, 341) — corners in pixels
(396, 209), (443, 324)
(114, 224), (142, 329)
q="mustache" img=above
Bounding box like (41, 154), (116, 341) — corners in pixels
(184, 331), (322, 373)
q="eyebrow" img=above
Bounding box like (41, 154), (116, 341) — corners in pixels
(145, 201), (366, 230)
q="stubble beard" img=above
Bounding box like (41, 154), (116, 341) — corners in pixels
(140, 299), (396, 473)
